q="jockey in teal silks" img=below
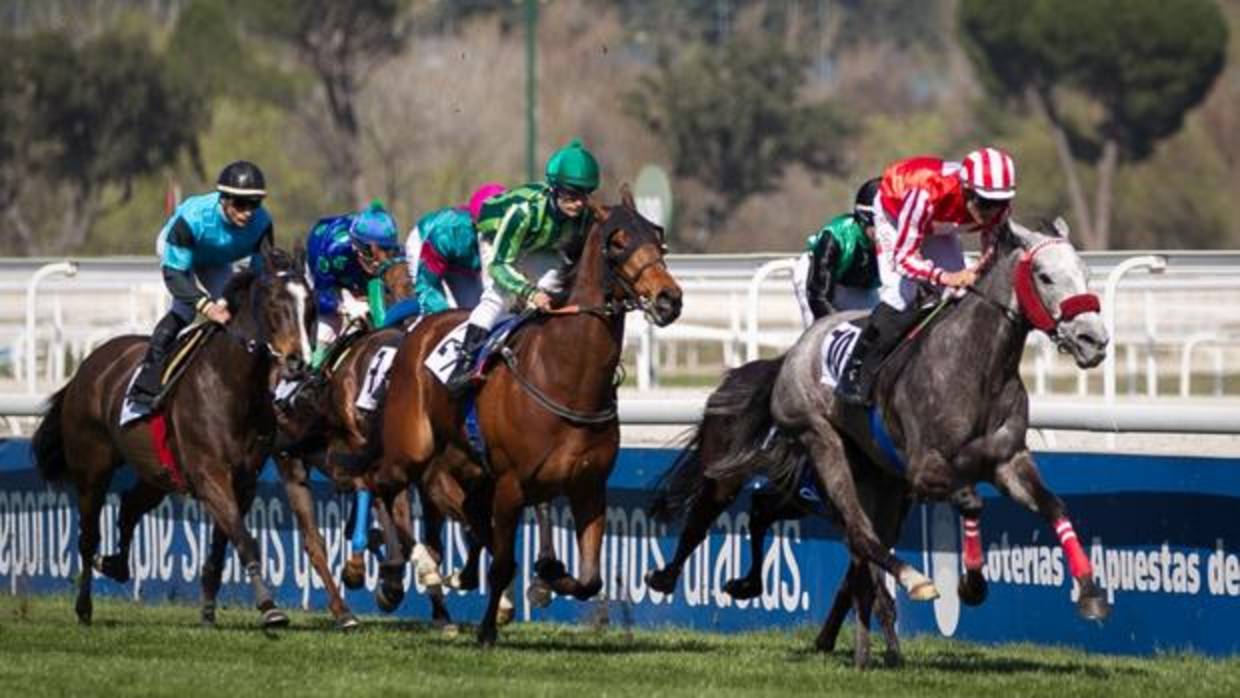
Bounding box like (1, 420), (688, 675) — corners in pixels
(305, 200), (403, 370)
(443, 140), (600, 395)
(125, 160), (273, 417)
(408, 183), (507, 314)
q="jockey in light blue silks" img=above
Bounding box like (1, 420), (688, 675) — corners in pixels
(408, 183), (507, 314)
(305, 200), (403, 370)
(125, 160), (273, 417)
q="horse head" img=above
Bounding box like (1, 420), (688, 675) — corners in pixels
(585, 184), (682, 327)
(357, 241), (414, 307)
(1002, 218), (1108, 368)
(249, 245), (315, 372)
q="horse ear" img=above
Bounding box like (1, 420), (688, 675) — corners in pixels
(1007, 219), (1040, 249)
(1052, 216), (1071, 240)
(590, 201), (609, 222)
(620, 183), (636, 210)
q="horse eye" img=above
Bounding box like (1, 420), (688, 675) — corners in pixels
(1038, 272), (1053, 284)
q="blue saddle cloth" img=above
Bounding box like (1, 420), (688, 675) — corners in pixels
(461, 312), (538, 470)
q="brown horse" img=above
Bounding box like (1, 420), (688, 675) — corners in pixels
(373, 189), (682, 645)
(31, 249), (313, 628)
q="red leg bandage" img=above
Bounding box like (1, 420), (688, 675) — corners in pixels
(1055, 517), (1091, 579)
(962, 517), (984, 571)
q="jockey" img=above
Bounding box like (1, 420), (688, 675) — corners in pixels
(835, 147), (1016, 405)
(126, 160), (273, 417)
(792, 177), (881, 327)
(443, 139), (599, 395)
(409, 183), (507, 314)
(306, 200), (403, 370)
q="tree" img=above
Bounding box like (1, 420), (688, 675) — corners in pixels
(626, 36), (852, 248)
(960, 0), (1227, 249)
(244, 0), (411, 208)
(0, 32), (203, 254)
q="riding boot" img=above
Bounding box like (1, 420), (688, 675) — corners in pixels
(128, 312), (187, 414)
(445, 324), (489, 396)
(835, 303), (920, 406)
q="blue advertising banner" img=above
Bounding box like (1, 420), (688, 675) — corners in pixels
(1, 439), (1237, 656)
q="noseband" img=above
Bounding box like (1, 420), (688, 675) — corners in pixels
(597, 211), (669, 320)
(1012, 239), (1101, 335)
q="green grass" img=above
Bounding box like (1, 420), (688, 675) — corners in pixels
(1, 595), (1237, 698)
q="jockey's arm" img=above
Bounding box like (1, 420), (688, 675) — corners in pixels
(414, 261), (450, 314)
(487, 203), (537, 302)
(160, 217), (213, 313)
(807, 234), (839, 319)
(893, 189), (948, 286)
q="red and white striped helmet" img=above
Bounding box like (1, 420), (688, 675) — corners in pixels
(961, 147), (1016, 201)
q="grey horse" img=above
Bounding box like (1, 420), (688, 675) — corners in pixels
(649, 217), (1111, 653)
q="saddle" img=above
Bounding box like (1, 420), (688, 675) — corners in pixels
(154, 322), (218, 406)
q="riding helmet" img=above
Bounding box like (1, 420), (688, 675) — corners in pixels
(961, 147), (1016, 201)
(348, 200), (400, 249)
(853, 177), (881, 227)
(545, 139), (600, 193)
(216, 160), (267, 199)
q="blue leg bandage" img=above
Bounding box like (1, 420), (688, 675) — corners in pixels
(350, 489), (372, 555)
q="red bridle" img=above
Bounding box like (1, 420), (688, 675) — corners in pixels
(1012, 239), (1101, 333)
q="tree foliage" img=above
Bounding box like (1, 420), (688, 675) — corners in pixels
(960, 0), (1227, 248)
(0, 31), (203, 254)
(627, 36), (852, 245)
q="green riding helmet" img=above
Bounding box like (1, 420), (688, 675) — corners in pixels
(545, 138), (600, 193)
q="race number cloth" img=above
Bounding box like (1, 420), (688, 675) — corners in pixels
(425, 321), (472, 386)
(355, 347), (398, 411)
(818, 323), (863, 389)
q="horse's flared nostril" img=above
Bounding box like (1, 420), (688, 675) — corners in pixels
(654, 289), (682, 325)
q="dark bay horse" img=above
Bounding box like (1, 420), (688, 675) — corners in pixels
(32, 249), (313, 628)
(647, 357), (910, 668)
(706, 219), (1111, 622)
(373, 189), (683, 645)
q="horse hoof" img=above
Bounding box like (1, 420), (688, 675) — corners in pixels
(261, 608), (290, 629)
(375, 586), (405, 614)
(526, 580), (553, 609)
(645, 568), (677, 595)
(440, 623), (461, 639)
(1077, 592), (1111, 621)
(75, 597), (93, 625)
(445, 570), (478, 591)
(96, 554), (131, 583)
(883, 649), (904, 668)
(477, 625), (498, 647)
(496, 605), (514, 627)
(342, 556), (366, 590)
(957, 571), (988, 607)
(722, 578), (761, 600)
(908, 580), (940, 602)
(336, 613), (361, 632)
(534, 557), (568, 583)
(412, 544), (444, 588)
(814, 635), (835, 653)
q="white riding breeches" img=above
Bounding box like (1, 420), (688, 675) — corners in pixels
(465, 239), (564, 330)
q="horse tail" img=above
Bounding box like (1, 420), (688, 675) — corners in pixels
(31, 386), (69, 483)
(649, 356), (787, 523)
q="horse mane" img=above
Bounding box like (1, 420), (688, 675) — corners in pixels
(222, 267), (257, 312)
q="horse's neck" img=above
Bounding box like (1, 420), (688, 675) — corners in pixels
(545, 231), (625, 396)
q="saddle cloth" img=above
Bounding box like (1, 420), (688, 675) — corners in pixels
(424, 315), (526, 387)
(818, 322), (863, 389)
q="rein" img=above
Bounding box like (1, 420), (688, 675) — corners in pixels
(964, 238), (1100, 338)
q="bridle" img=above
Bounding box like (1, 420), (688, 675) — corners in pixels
(967, 237), (1101, 343)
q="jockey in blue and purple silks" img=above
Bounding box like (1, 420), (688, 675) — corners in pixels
(305, 200), (403, 370)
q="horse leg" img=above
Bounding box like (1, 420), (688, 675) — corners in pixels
(196, 470), (290, 628)
(527, 502), (556, 608)
(952, 486), (988, 606)
(73, 474), (111, 625)
(645, 477), (740, 594)
(724, 487), (798, 600)
(275, 455), (358, 630)
(410, 489), (451, 627)
(801, 424), (937, 601)
(994, 450), (1109, 620)
(341, 477), (369, 591)
(477, 476), (523, 646)
(537, 481), (606, 601)
(873, 567), (901, 668)
(199, 525), (228, 627)
(97, 481), (165, 583)
(372, 490), (410, 613)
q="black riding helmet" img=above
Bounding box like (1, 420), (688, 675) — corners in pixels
(853, 177), (880, 228)
(217, 160), (267, 199)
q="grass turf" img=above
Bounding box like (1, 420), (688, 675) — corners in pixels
(1, 595), (1237, 697)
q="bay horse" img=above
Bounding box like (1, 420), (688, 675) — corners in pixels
(647, 356), (910, 668)
(703, 219), (1112, 621)
(271, 246), (421, 629)
(31, 248), (313, 628)
(372, 188), (682, 645)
